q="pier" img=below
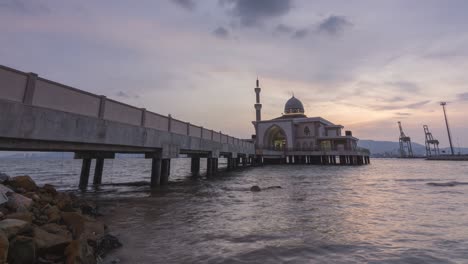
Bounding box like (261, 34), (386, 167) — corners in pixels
(0, 65), (369, 189)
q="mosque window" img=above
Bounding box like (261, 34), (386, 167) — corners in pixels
(304, 126), (310, 136)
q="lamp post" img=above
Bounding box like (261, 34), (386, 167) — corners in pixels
(440, 102), (454, 155)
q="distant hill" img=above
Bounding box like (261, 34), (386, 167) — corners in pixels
(358, 140), (468, 157)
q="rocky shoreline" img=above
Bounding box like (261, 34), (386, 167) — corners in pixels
(0, 173), (121, 264)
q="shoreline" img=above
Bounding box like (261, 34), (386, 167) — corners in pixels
(0, 173), (122, 264)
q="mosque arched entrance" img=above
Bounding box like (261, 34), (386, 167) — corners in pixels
(264, 125), (288, 150)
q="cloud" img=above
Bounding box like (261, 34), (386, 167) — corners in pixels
(116, 91), (139, 99)
(171, 0), (196, 11)
(0, 0), (49, 14)
(293, 29), (308, 39)
(222, 0), (292, 27)
(395, 112), (411, 116)
(367, 100), (431, 111)
(406, 100), (431, 109)
(457, 92), (468, 101)
(275, 23), (293, 34)
(385, 81), (420, 93)
(318, 15), (352, 35)
(212, 26), (229, 39)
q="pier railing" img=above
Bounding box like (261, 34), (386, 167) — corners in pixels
(0, 65), (251, 149)
(264, 146), (370, 155)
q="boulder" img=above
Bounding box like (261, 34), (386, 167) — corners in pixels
(7, 235), (36, 264)
(0, 230), (8, 264)
(42, 184), (58, 196)
(250, 185), (261, 192)
(34, 226), (72, 254)
(6, 192), (33, 211)
(0, 173), (9, 184)
(62, 212), (86, 238)
(0, 219), (31, 239)
(55, 192), (73, 211)
(7, 175), (38, 192)
(0, 184), (12, 206)
(95, 234), (122, 257)
(65, 239), (96, 264)
(41, 223), (72, 240)
(45, 205), (61, 223)
(82, 220), (105, 242)
(6, 212), (33, 223)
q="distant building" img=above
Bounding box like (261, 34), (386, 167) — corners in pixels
(251, 79), (369, 165)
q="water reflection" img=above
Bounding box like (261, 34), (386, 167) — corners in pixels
(1, 158), (468, 263)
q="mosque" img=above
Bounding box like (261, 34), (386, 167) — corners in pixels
(251, 79), (370, 165)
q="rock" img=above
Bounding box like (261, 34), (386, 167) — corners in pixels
(82, 220), (105, 242)
(0, 212), (4, 220)
(6, 192), (33, 211)
(7, 175), (38, 192)
(62, 212), (86, 238)
(55, 192), (73, 211)
(250, 185), (261, 192)
(42, 184), (58, 196)
(0, 230), (8, 264)
(45, 205), (61, 223)
(0, 184), (12, 206)
(95, 234), (122, 257)
(34, 226), (72, 254)
(32, 194), (41, 202)
(7, 235), (36, 264)
(265, 186), (282, 190)
(65, 239), (96, 264)
(41, 223), (72, 240)
(0, 219), (31, 239)
(6, 212), (33, 223)
(0, 173), (9, 184)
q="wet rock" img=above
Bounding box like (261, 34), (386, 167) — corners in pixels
(0, 230), (8, 263)
(65, 239), (96, 264)
(7, 175), (38, 192)
(82, 220), (105, 242)
(6, 192), (33, 212)
(8, 235), (36, 264)
(265, 186), (282, 190)
(0, 219), (31, 239)
(41, 223), (72, 240)
(95, 234), (122, 257)
(0, 173), (9, 184)
(34, 226), (72, 254)
(6, 212), (33, 223)
(250, 185), (261, 192)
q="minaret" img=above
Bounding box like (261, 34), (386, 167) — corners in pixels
(254, 78), (262, 121)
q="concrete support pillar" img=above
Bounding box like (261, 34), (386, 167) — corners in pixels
(191, 157), (200, 176)
(93, 158), (104, 185)
(339, 155), (345, 165)
(160, 159), (170, 185)
(151, 157), (162, 188)
(207, 158), (213, 177)
(214, 158), (218, 174)
(79, 158), (92, 189)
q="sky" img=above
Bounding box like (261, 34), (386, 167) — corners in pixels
(1, 0), (467, 147)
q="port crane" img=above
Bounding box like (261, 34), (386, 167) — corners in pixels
(423, 125), (440, 157)
(398, 121), (413, 158)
